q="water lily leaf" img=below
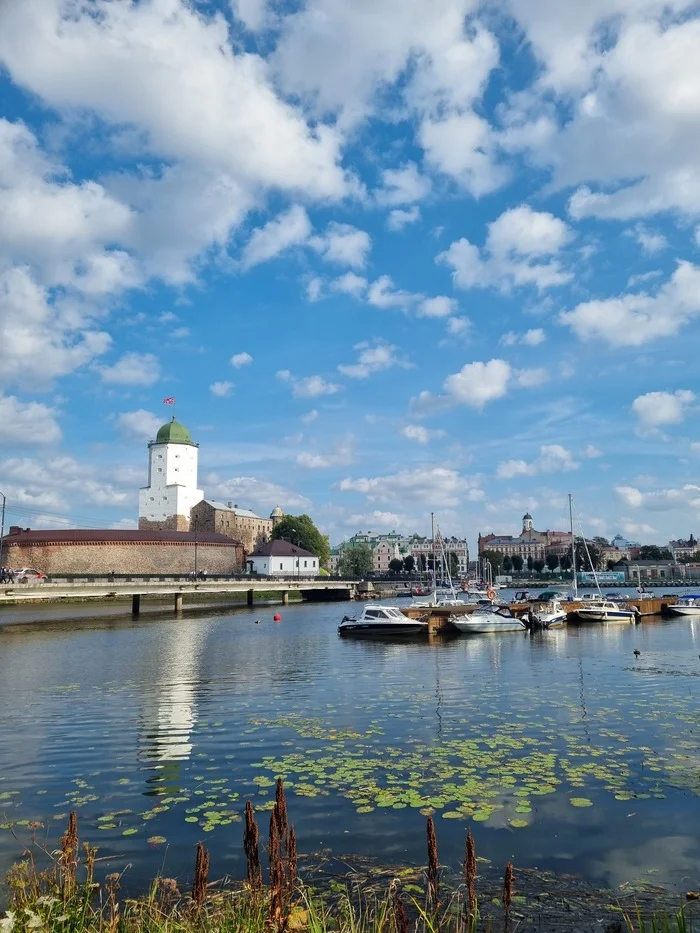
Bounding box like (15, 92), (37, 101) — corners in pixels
(569, 798), (593, 808)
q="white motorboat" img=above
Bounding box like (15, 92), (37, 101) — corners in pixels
(451, 604), (527, 634)
(338, 605), (429, 637)
(575, 600), (636, 623)
(533, 599), (568, 628)
(668, 594), (700, 617)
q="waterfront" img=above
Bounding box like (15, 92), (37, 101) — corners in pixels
(1, 596), (699, 901)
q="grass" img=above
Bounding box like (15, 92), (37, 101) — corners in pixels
(1, 779), (696, 933)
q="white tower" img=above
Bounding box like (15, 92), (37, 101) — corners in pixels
(138, 418), (203, 532)
(522, 512), (534, 534)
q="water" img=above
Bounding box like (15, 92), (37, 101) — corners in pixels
(1, 595), (699, 899)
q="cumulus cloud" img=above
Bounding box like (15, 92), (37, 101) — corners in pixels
(230, 351), (253, 368)
(444, 359), (512, 409)
(0, 395), (61, 445)
(376, 162), (431, 206)
(204, 472), (312, 511)
(98, 352), (161, 386)
(331, 272), (368, 298)
(387, 206), (421, 231)
(560, 262), (700, 346)
(500, 328), (546, 346)
(497, 444), (579, 479)
(400, 424), (445, 445)
(632, 390), (695, 430)
(338, 466), (483, 508)
(616, 484), (700, 512)
(310, 222), (372, 268)
(417, 296), (458, 318)
(116, 409), (162, 441)
(240, 205), (312, 269)
(0, 455), (132, 512)
(437, 205), (573, 292)
(338, 341), (410, 379)
(277, 370), (341, 398)
(629, 225), (669, 256)
(296, 437), (355, 468)
(210, 381), (234, 397)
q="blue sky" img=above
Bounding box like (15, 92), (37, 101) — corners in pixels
(1, 0), (700, 551)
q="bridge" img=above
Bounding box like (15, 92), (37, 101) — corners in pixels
(0, 576), (359, 614)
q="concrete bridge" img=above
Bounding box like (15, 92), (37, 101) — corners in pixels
(0, 577), (358, 614)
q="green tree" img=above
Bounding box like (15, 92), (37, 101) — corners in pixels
(272, 514), (330, 567)
(502, 555), (513, 573)
(527, 556), (534, 572)
(559, 553), (572, 572)
(638, 545), (673, 560)
(511, 555), (524, 573)
(606, 560), (617, 571)
(339, 543), (373, 577)
(448, 552), (460, 580)
(533, 558), (545, 575)
(480, 550), (504, 572)
(403, 555), (415, 573)
(575, 538), (601, 572)
(389, 558), (404, 574)
(546, 553), (560, 573)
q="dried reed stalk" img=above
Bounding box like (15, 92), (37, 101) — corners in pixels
(275, 777), (288, 840)
(60, 811), (79, 897)
(503, 861), (514, 922)
(464, 828), (477, 919)
(426, 815), (439, 911)
(287, 825), (297, 893)
(244, 801), (263, 891)
(393, 890), (410, 933)
(191, 841), (210, 906)
(268, 809), (284, 928)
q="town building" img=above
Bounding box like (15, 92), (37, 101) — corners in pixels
(2, 526), (244, 576)
(138, 418), (203, 532)
(600, 546), (629, 566)
(478, 513), (572, 563)
(331, 530), (470, 576)
(408, 534), (470, 578)
(615, 559), (678, 583)
(669, 535), (699, 561)
(341, 531), (410, 573)
(246, 539), (319, 576)
(612, 534), (641, 551)
(190, 500), (283, 553)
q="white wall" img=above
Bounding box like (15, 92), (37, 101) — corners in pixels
(250, 555), (318, 576)
(139, 441), (203, 526)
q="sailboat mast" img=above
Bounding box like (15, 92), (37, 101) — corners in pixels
(431, 511), (435, 588)
(569, 493), (578, 598)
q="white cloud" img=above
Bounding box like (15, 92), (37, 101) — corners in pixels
(630, 225), (669, 255)
(501, 327), (547, 346)
(584, 444), (603, 458)
(0, 455), (132, 512)
(230, 0), (268, 31)
(616, 484), (700, 512)
(301, 409), (319, 424)
(339, 466), (483, 508)
(204, 472), (312, 511)
(297, 437), (355, 468)
(171, 326), (190, 339)
(516, 367), (549, 388)
(367, 275), (418, 310)
(376, 162), (431, 206)
(497, 444), (579, 479)
(417, 296), (457, 318)
(338, 341), (410, 379)
(230, 351), (253, 368)
(116, 409), (162, 441)
(310, 222), (372, 268)
(400, 425), (445, 445)
(306, 277), (324, 302)
(98, 352), (161, 386)
(331, 272), (368, 298)
(437, 205), (573, 293)
(277, 370), (341, 398)
(0, 395), (61, 445)
(560, 262), (700, 346)
(387, 206), (421, 231)
(347, 510), (404, 528)
(240, 205), (311, 269)
(446, 317), (471, 336)
(210, 381), (235, 397)
(632, 389), (695, 429)
(444, 359), (512, 409)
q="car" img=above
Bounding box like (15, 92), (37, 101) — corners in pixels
(10, 568), (48, 583)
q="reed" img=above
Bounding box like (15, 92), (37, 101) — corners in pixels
(502, 862), (514, 931)
(426, 815), (440, 911)
(464, 828), (477, 922)
(245, 799), (263, 891)
(191, 840), (210, 906)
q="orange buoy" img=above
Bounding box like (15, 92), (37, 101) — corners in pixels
(486, 588), (496, 601)
(273, 614), (282, 622)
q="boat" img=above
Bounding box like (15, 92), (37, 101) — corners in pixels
(667, 594), (700, 617)
(338, 605), (429, 636)
(575, 600), (636, 623)
(451, 604), (527, 634)
(532, 599), (568, 628)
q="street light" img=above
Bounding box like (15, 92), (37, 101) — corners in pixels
(0, 491), (5, 571)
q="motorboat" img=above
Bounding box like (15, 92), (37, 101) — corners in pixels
(451, 604), (527, 634)
(575, 600), (636, 623)
(532, 599), (568, 628)
(338, 605), (429, 636)
(668, 594), (700, 617)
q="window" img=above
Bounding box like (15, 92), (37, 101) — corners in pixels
(279, 562), (283, 570)
(304, 560), (307, 568)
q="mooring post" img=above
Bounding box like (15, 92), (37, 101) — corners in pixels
(175, 592), (183, 612)
(247, 588), (254, 606)
(282, 591), (289, 605)
(132, 593), (140, 615)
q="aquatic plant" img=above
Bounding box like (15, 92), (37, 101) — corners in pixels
(191, 840), (209, 906)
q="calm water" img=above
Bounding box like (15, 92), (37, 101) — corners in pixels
(1, 595), (699, 897)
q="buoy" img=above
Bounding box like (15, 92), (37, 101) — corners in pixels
(273, 613), (282, 622)
(486, 587), (496, 601)
(633, 649), (641, 657)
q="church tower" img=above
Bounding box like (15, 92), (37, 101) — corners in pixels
(522, 512), (534, 534)
(138, 418), (203, 532)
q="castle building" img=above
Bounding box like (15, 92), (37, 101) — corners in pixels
(190, 500), (284, 554)
(138, 418), (203, 532)
(478, 512), (572, 563)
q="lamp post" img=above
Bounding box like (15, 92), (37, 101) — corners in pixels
(290, 527), (298, 580)
(0, 490), (5, 571)
(193, 516), (198, 579)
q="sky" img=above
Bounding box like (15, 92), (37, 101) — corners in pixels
(1, 0), (700, 552)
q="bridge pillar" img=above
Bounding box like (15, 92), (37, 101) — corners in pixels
(282, 591), (289, 605)
(247, 588), (254, 606)
(175, 593), (183, 612)
(132, 594), (140, 615)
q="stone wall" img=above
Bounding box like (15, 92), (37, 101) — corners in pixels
(4, 540), (244, 575)
(190, 502), (273, 553)
(138, 515), (189, 532)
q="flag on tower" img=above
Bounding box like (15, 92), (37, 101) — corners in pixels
(162, 396), (175, 405)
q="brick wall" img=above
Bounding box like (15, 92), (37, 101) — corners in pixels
(4, 540), (244, 575)
(190, 502), (272, 553)
(138, 515), (190, 532)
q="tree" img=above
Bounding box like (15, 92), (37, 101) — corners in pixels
(389, 558), (404, 574)
(527, 556), (534, 572)
(511, 555), (524, 573)
(502, 555), (512, 573)
(480, 550), (504, 572)
(638, 545), (672, 560)
(403, 555), (415, 573)
(448, 552), (460, 580)
(606, 560), (617, 571)
(559, 553), (572, 572)
(546, 553), (560, 573)
(272, 514), (330, 567)
(339, 544), (373, 577)
(533, 559), (545, 575)
(574, 538), (601, 572)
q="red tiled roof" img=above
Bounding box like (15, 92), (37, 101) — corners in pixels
(249, 539), (316, 558)
(4, 529), (241, 546)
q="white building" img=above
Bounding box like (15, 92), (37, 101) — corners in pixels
(138, 418), (203, 532)
(247, 539), (319, 576)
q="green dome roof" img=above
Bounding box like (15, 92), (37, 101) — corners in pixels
(155, 418), (194, 445)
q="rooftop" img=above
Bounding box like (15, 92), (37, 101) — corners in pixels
(198, 500), (262, 519)
(153, 418), (197, 447)
(4, 528), (241, 546)
(249, 539), (316, 559)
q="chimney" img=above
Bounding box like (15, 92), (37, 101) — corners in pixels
(227, 501), (232, 509)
